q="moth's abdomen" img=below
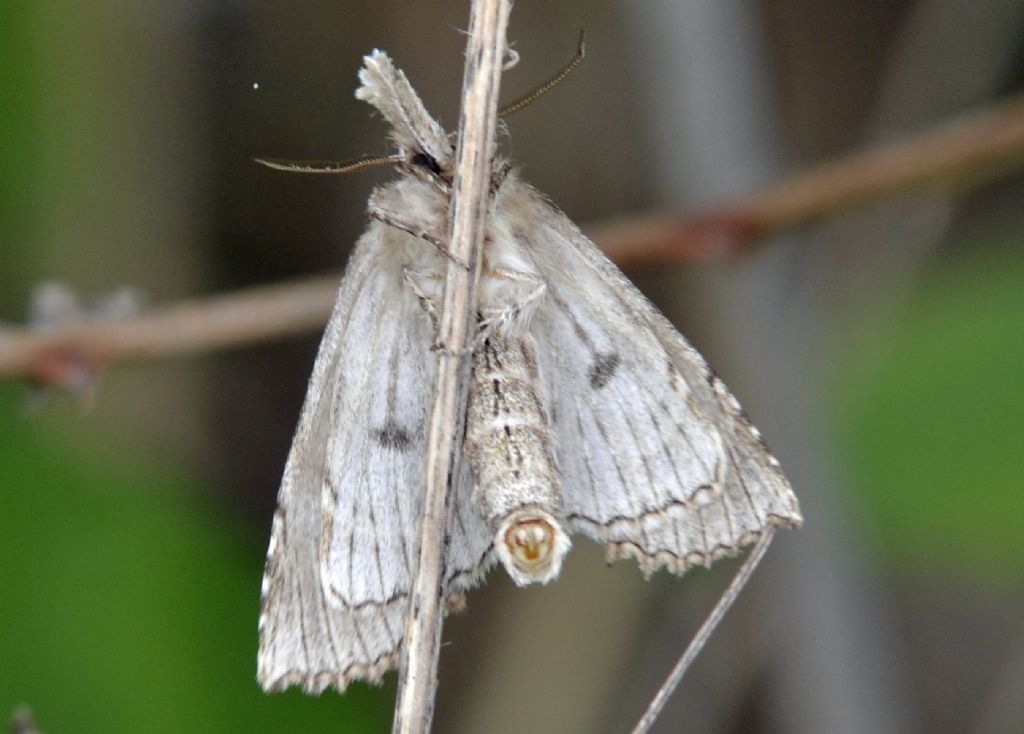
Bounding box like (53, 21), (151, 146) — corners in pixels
(465, 335), (570, 585)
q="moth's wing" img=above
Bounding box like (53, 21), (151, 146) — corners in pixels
(510, 181), (802, 575)
(258, 225), (493, 694)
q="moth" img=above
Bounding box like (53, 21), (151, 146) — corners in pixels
(257, 49), (802, 694)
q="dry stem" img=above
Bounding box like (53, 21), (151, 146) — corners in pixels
(389, 1), (511, 732)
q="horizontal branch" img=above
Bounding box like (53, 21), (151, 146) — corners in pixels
(0, 274), (340, 383)
(3, 93), (1024, 385)
(599, 92), (1024, 269)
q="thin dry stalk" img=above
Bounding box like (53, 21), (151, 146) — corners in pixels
(630, 529), (776, 734)
(390, 1), (511, 732)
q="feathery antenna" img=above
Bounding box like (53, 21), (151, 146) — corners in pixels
(254, 155), (401, 175)
(498, 30), (586, 117)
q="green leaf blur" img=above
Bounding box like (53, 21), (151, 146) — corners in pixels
(836, 246), (1024, 581)
(0, 391), (390, 733)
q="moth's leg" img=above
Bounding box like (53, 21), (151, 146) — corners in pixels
(479, 267), (547, 338)
(490, 161), (513, 195)
(402, 266), (443, 333)
(490, 266), (546, 287)
(370, 204), (469, 269)
(401, 267), (476, 356)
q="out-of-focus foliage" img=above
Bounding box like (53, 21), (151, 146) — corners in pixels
(0, 390), (390, 733)
(0, 3), (45, 299)
(836, 243), (1024, 582)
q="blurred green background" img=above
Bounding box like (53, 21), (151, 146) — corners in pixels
(838, 247), (1024, 582)
(0, 390), (389, 733)
(2, 2), (1023, 733)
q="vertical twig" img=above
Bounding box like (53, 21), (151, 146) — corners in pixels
(630, 529), (776, 734)
(390, 1), (512, 733)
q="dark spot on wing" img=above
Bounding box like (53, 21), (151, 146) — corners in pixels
(376, 422), (413, 451)
(589, 353), (621, 390)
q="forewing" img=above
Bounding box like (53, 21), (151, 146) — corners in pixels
(258, 225), (493, 694)
(508, 180), (802, 575)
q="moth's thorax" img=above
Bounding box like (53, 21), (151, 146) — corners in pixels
(484, 203), (536, 273)
(370, 177), (447, 238)
(465, 335), (569, 585)
(478, 193), (546, 337)
(367, 176), (450, 288)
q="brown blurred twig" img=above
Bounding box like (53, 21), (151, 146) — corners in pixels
(3, 94), (1024, 386)
(598, 93), (1024, 269)
(0, 274), (340, 386)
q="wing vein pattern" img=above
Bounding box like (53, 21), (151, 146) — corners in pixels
(503, 178), (801, 575)
(258, 226), (493, 693)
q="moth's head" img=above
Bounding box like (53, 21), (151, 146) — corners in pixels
(355, 40), (584, 185)
(407, 150), (450, 179)
(356, 50), (458, 181)
(495, 508), (571, 586)
(258, 44), (583, 182)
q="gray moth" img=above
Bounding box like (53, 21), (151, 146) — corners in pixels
(258, 49), (802, 694)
